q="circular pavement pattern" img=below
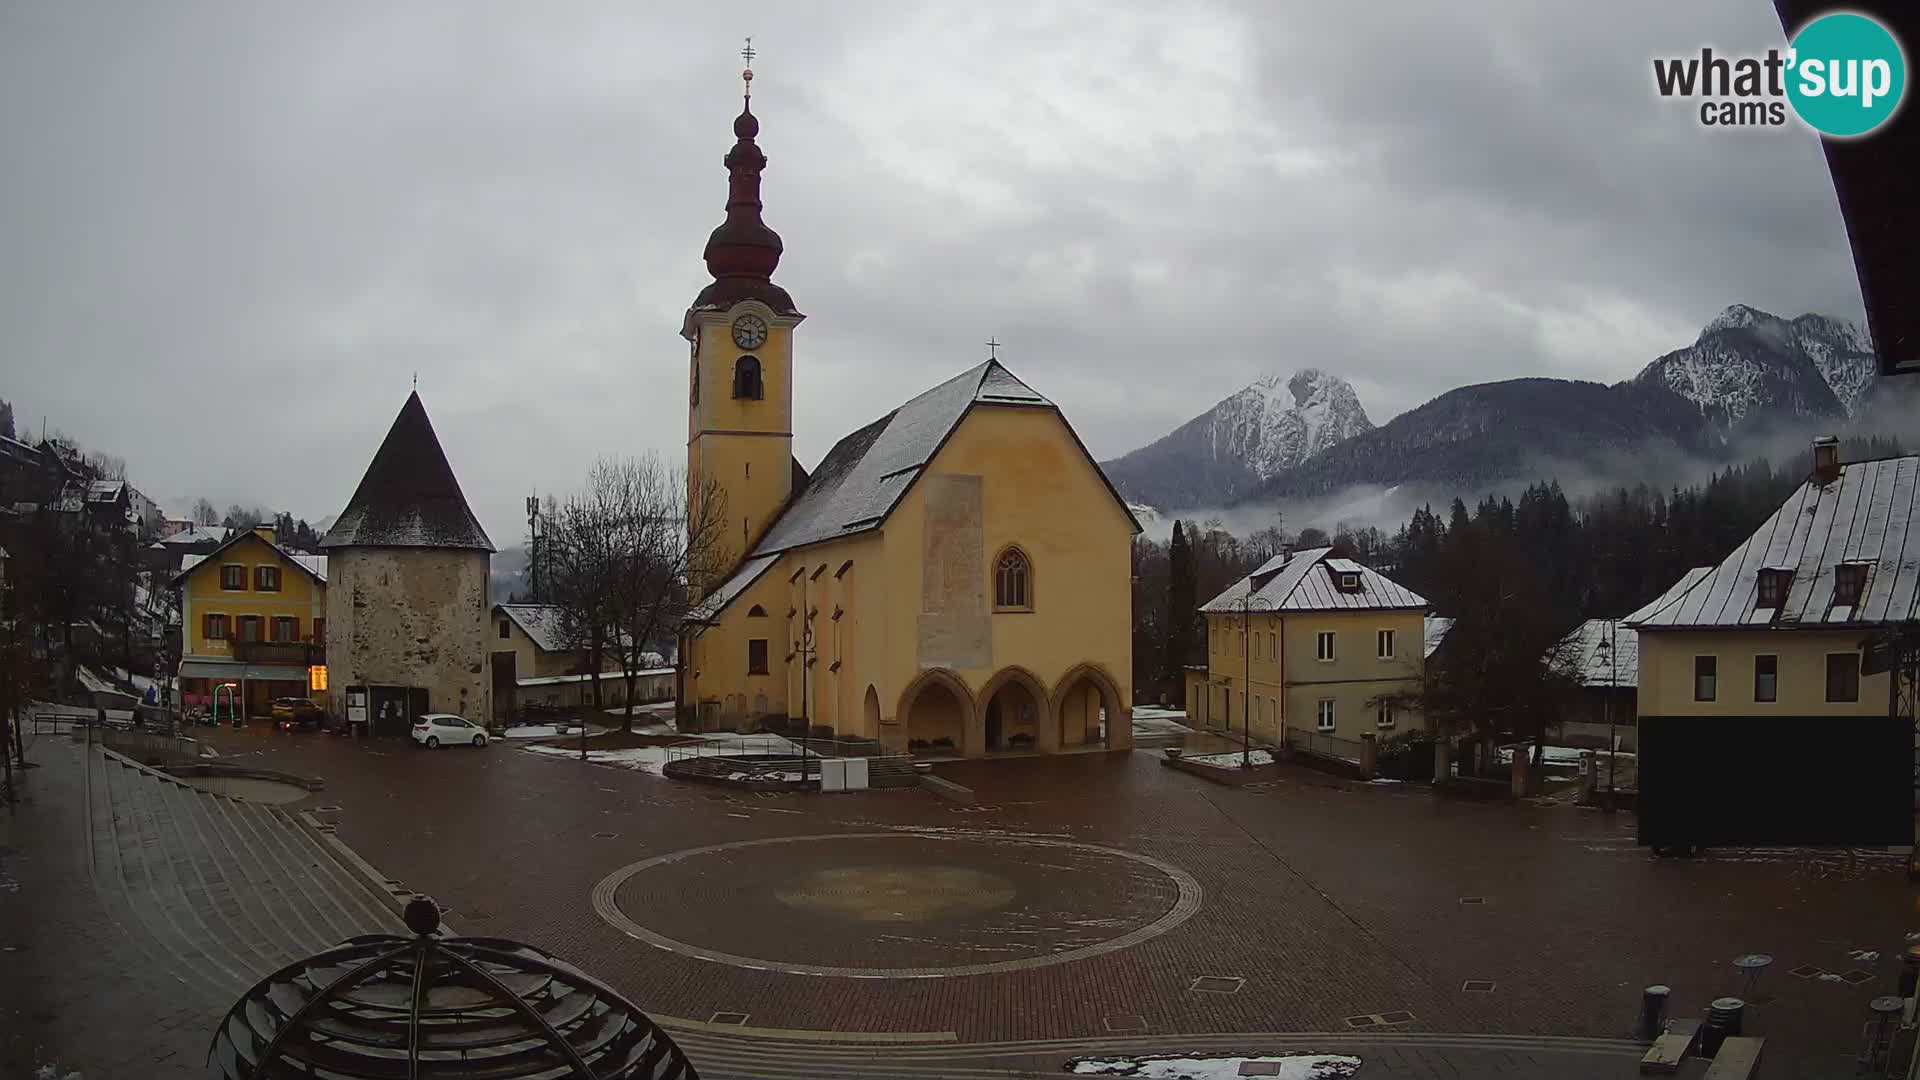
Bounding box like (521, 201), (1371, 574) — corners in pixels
(591, 831), (1203, 978)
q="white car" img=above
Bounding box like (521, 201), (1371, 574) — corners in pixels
(411, 713), (489, 749)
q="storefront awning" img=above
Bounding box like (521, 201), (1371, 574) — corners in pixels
(177, 660), (311, 682)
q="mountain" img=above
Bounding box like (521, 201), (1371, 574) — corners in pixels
(1239, 305), (1882, 509)
(1243, 378), (1709, 503)
(1101, 369), (1373, 510)
(1631, 305), (1873, 429)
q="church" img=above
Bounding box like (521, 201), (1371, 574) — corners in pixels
(676, 62), (1138, 757)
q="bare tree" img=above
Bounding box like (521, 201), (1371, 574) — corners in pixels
(190, 498), (219, 526)
(599, 457), (728, 734)
(543, 485), (621, 751)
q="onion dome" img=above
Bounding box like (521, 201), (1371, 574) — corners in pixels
(692, 53), (799, 317)
(207, 897), (698, 1078)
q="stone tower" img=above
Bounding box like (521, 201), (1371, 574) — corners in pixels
(320, 392), (495, 730)
(683, 68), (805, 593)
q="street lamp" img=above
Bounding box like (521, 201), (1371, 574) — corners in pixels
(1235, 593), (1273, 770)
(792, 573), (815, 788)
(1596, 624), (1618, 812)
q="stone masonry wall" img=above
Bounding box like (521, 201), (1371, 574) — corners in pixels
(325, 547), (491, 723)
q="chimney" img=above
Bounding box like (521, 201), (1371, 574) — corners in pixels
(253, 524), (277, 546)
(1812, 436), (1841, 485)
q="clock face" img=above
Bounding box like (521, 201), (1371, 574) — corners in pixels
(731, 314), (769, 350)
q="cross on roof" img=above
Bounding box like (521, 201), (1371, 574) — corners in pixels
(741, 37), (755, 98)
(986, 337), (1001, 360)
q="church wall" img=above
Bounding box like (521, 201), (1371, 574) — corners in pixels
(877, 405), (1135, 753)
(684, 556), (790, 731)
(326, 547), (490, 725)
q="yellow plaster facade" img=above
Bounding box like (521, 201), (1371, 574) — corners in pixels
(1189, 554), (1427, 751)
(683, 401), (1137, 756)
(1636, 630), (1880, 717)
(176, 529), (327, 714)
(685, 300), (802, 567)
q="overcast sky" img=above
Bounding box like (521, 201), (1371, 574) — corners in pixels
(0, 1), (1868, 543)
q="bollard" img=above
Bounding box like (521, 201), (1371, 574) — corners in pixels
(1640, 985), (1671, 1041)
(1901, 944), (1920, 998)
(1701, 997), (1744, 1056)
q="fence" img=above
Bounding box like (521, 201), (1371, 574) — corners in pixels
(1286, 726), (1364, 764)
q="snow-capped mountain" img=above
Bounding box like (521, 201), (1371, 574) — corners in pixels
(1101, 369), (1373, 511)
(1632, 304), (1875, 428)
(1241, 304), (1885, 508)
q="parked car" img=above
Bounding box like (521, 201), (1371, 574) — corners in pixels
(411, 713), (489, 749)
(271, 697), (326, 731)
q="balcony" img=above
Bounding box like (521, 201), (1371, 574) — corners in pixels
(231, 639), (321, 666)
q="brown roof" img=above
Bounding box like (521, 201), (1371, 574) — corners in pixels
(320, 392), (494, 552)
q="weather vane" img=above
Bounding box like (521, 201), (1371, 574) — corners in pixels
(741, 36), (755, 99)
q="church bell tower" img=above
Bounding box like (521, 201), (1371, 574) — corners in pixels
(684, 40), (804, 589)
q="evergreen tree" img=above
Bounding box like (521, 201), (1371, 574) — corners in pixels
(1166, 521), (1198, 687)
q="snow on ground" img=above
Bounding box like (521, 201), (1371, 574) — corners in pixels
(1183, 749), (1276, 768)
(1132, 706), (1189, 723)
(522, 739), (797, 775)
(503, 725), (584, 739)
(1494, 745), (1589, 767)
(1068, 1052), (1361, 1078)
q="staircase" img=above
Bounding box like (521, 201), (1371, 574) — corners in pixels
(867, 756), (920, 789)
(86, 747), (403, 1003)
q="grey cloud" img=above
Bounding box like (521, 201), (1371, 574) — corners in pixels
(0, 0), (1868, 541)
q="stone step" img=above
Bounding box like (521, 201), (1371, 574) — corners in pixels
(221, 798), (373, 950)
(266, 806), (400, 938)
(162, 776), (340, 967)
(196, 787), (348, 959)
(148, 774), (297, 975)
(84, 751), (230, 1008)
(98, 757), (256, 1000)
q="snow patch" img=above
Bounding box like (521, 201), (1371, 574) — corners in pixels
(1067, 1052), (1361, 1078)
(1184, 749), (1275, 768)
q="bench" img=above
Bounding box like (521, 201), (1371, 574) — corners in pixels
(1641, 1019), (1701, 1074)
(1701, 1036), (1763, 1079)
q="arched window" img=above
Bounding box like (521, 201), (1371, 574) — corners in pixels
(747, 604), (767, 617)
(994, 546), (1032, 610)
(733, 355), (763, 400)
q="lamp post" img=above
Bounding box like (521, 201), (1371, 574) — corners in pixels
(1236, 593), (1272, 770)
(793, 574), (815, 788)
(1597, 625), (1618, 813)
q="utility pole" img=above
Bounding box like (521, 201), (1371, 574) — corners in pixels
(525, 495), (542, 600)
(1606, 619), (1618, 811)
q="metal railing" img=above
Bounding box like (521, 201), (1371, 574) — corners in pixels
(1286, 726), (1363, 764)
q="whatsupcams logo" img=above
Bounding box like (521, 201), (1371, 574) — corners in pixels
(1653, 11), (1907, 137)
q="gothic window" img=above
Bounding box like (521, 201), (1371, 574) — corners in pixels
(733, 355), (763, 400)
(994, 547), (1032, 611)
(747, 604), (767, 617)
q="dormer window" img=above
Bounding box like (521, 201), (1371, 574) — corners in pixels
(1833, 562), (1869, 607)
(1756, 568), (1792, 609)
(1338, 572), (1361, 592)
(733, 355), (764, 400)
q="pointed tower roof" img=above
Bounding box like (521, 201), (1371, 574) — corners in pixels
(319, 392), (495, 552)
(690, 48), (801, 318)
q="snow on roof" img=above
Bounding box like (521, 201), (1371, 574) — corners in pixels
(320, 391), (495, 552)
(748, 361), (1045, 556)
(86, 479), (126, 501)
(1424, 616), (1453, 658)
(153, 523), (226, 548)
(175, 534), (327, 584)
(1623, 567), (1713, 625)
(686, 553), (779, 623)
(1201, 547), (1427, 613)
(1627, 454), (1920, 629)
(497, 604), (574, 653)
(1552, 618), (1638, 688)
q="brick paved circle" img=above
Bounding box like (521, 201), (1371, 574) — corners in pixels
(590, 831), (1204, 978)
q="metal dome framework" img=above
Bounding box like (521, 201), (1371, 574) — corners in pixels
(209, 900), (698, 1079)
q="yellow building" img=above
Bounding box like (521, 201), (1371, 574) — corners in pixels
(1625, 440), (1914, 849)
(676, 81), (1138, 757)
(490, 603), (672, 720)
(1187, 548), (1428, 756)
(173, 526), (328, 718)
(1628, 444), (1910, 718)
